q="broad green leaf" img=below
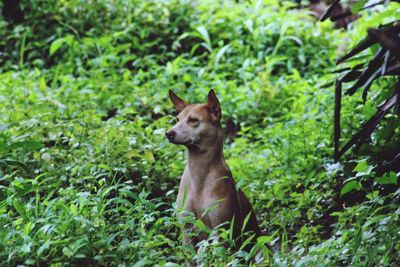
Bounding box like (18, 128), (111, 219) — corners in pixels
(133, 258), (153, 267)
(341, 180), (362, 196)
(359, 104), (377, 118)
(376, 172), (398, 185)
(98, 164), (111, 171)
(353, 160), (373, 176)
(24, 222), (33, 235)
(351, 0), (368, 13)
(366, 190), (379, 200)
(50, 38), (66, 56)
(10, 141), (43, 151)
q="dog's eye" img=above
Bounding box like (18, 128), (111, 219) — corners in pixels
(188, 117), (199, 123)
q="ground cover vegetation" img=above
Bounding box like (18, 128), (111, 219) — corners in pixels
(0, 0), (399, 266)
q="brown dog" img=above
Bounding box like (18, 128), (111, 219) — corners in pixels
(166, 90), (261, 262)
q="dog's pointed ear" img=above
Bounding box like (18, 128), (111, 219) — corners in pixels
(207, 89), (221, 121)
(169, 90), (188, 113)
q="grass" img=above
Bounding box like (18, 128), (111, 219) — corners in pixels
(0, 0), (399, 266)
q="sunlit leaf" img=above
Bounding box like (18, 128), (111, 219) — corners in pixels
(49, 38), (66, 56)
(376, 172), (398, 185)
(341, 180), (362, 196)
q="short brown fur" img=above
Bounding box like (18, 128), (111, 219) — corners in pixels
(166, 90), (261, 265)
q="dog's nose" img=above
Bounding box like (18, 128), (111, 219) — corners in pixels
(165, 130), (176, 140)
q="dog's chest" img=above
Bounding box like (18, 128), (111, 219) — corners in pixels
(177, 173), (236, 228)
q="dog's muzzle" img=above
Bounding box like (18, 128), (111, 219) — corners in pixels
(165, 130), (176, 142)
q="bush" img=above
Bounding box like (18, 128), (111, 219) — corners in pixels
(0, 0), (398, 265)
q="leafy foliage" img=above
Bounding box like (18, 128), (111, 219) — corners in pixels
(320, 0), (400, 162)
(0, 0), (399, 266)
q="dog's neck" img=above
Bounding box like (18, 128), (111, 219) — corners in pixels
(185, 131), (228, 191)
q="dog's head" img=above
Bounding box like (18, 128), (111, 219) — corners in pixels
(166, 90), (222, 150)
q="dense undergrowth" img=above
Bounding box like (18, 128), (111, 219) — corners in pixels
(0, 0), (399, 266)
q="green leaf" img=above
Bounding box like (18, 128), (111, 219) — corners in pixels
(37, 240), (52, 256)
(214, 44), (230, 67)
(133, 258), (153, 267)
(24, 221), (33, 235)
(196, 26), (212, 52)
(351, 0), (368, 13)
(195, 219), (209, 233)
(353, 160), (373, 176)
(241, 211), (252, 232)
(70, 203), (77, 215)
(376, 172), (398, 185)
(366, 190), (379, 200)
(244, 19), (254, 33)
(240, 232), (256, 252)
(12, 198), (26, 218)
(0, 142), (7, 151)
(10, 140), (43, 151)
(341, 180), (362, 196)
(50, 38), (66, 56)
(62, 246), (74, 258)
(98, 164), (112, 171)
(197, 26), (210, 44)
(359, 104), (377, 118)
(257, 235), (272, 244)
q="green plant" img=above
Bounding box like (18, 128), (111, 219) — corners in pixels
(0, 0), (399, 266)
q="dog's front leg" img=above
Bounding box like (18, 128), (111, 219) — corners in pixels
(182, 223), (200, 267)
(182, 223), (198, 247)
(183, 222), (211, 267)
